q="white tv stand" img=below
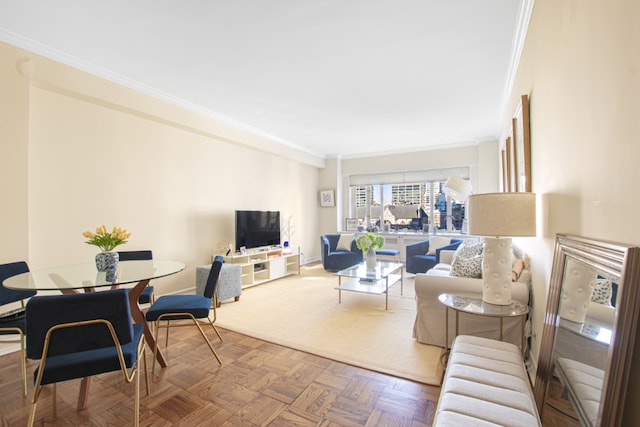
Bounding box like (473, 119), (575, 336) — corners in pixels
(222, 246), (300, 288)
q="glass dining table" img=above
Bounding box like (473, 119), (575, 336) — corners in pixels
(3, 259), (185, 409)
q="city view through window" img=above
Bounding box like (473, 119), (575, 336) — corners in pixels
(349, 181), (467, 232)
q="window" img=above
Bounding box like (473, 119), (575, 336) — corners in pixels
(347, 169), (469, 233)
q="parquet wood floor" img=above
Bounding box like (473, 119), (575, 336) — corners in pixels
(0, 326), (440, 426)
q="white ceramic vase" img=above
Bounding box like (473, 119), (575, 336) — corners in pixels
(365, 249), (377, 270)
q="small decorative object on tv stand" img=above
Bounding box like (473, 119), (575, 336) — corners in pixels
(221, 246), (300, 288)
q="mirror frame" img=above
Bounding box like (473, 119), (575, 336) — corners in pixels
(534, 233), (640, 426)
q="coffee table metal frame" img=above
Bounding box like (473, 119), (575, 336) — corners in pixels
(335, 261), (404, 310)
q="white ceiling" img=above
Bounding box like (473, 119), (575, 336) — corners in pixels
(0, 1), (527, 159)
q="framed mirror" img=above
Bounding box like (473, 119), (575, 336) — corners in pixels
(534, 234), (640, 426)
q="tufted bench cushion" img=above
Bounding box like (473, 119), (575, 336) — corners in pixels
(434, 335), (540, 426)
(555, 357), (603, 426)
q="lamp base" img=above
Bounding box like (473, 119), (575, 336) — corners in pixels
(482, 237), (513, 305)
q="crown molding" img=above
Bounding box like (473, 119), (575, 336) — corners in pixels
(0, 29), (326, 162)
(497, 0), (535, 128)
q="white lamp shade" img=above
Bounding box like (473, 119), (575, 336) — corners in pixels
(443, 176), (472, 201)
(467, 192), (536, 237)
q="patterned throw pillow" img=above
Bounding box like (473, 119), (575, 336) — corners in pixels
(450, 241), (484, 278)
(591, 278), (612, 306)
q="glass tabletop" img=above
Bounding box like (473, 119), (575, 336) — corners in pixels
(3, 260), (185, 291)
(438, 292), (528, 317)
(336, 261), (403, 281)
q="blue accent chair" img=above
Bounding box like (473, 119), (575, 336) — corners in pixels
(145, 255), (224, 372)
(118, 250), (154, 304)
(0, 261), (35, 397)
(26, 289), (147, 426)
(320, 234), (363, 272)
(405, 238), (463, 274)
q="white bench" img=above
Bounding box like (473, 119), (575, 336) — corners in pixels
(433, 335), (541, 426)
(555, 357), (603, 426)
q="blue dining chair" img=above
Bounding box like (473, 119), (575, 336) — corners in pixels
(117, 250), (155, 305)
(26, 289), (147, 426)
(0, 261), (36, 397)
(145, 256), (224, 372)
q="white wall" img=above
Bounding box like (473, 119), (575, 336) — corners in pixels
(0, 42), (321, 293)
(0, 48), (29, 260)
(503, 0), (640, 422)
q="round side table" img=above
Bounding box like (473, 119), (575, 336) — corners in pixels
(438, 292), (529, 354)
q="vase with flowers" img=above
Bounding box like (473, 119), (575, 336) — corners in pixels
(83, 225), (131, 273)
(356, 233), (385, 270)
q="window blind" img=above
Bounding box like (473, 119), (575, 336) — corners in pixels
(348, 167), (470, 186)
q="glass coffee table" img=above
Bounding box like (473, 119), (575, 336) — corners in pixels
(335, 261), (404, 310)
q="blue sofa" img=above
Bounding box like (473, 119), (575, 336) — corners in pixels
(320, 234), (363, 272)
(405, 238), (463, 274)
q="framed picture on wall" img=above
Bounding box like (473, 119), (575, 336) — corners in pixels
(319, 189), (335, 207)
(345, 218), (358, 231)
(513, 94), (532, 192)
(509, 135), (518, 192)
(500, 147), (509, 191)
(501, 149), (508, 191)
(505, 136), (514, 191)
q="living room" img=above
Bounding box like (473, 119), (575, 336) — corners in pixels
(1, 0), (640, 425)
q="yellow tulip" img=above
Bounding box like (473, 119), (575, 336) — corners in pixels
(84, 224), (130, 251)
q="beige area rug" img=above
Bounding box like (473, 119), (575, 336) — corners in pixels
(216, 263), (445, 386)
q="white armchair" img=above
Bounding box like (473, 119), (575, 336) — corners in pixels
(413, 250), (531, 348)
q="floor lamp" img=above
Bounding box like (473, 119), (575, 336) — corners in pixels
(443, 176), (472, 232)
(467, 192), (536, 305)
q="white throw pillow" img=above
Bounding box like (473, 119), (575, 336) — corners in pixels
(336, 234), (354, 251)
(426, 236), (451, 255)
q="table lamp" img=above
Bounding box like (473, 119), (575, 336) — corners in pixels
(467, 192), (536, 305)
(443, 176), (472, 232)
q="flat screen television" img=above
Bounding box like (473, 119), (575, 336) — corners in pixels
(235, 210), (281, 251)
